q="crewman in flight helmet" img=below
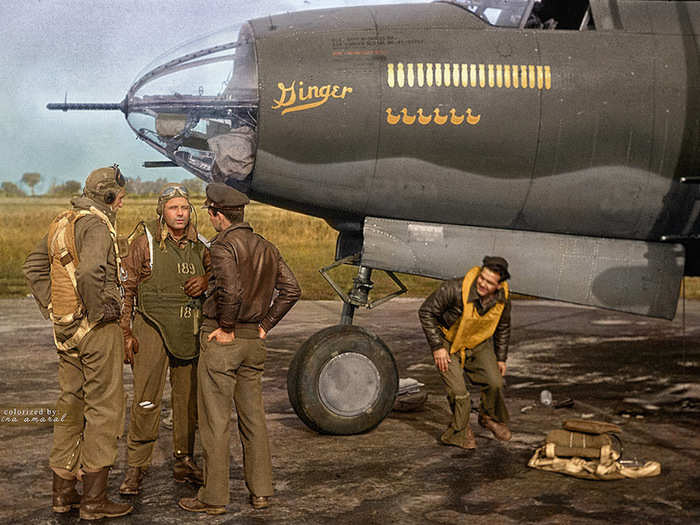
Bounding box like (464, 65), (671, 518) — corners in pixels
(24, 165), (133, 520)
(119, 182), (210, 496)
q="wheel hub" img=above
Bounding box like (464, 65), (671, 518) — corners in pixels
(318, 353), (381, 417)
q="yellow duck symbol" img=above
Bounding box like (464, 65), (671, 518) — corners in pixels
(401, 107), (416, 125)
(466, 108), (481, 125)
(386, 107), (480, 126)
(417, 108), (432, 125)
(386, 108), (400, 125)
(449, 109), (464, 125)
(433, 108), (448, 125)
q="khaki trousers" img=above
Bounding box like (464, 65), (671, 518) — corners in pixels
(197, 330), (272, 506)
(126, 313), (198, 466)
(439, 338), (509, 439)
(50, 321), (124, 474)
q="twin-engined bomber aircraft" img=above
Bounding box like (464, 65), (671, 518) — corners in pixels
(49, 0), (700, 434)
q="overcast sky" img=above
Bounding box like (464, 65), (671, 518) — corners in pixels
(0, 0), (425, 193)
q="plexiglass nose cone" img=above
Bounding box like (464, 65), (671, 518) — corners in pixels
(125, 23), (259, 183)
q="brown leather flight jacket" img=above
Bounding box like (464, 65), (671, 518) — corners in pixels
(418, 277), (511, 361)
(202, 222), (301, 333)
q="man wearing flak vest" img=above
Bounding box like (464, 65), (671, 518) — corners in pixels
(419, 256), (512, 449)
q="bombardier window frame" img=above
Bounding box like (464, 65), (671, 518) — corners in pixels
(127, 41), (250, 99)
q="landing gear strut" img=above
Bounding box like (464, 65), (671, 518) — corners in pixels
(287, 255), (407, 435)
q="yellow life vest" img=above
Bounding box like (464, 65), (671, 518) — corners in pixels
(442, 266), (509, 366)
(47, 206), (121, 351)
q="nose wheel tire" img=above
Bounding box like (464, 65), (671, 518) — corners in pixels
(287, 325), (398, 435)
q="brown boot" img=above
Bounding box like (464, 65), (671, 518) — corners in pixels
(440, 425), (477, 449)
(52, 473), (80, 513)
(173, 455), (203, 485)
(478, 414), (512, 441)
(179, 497), (226, 515)
(80, 468), (133, 520)
(250, 495), (270, 510)
(119, 466), (146, 495)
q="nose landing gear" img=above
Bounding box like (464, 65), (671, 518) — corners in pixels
(286, 255), (407, 435)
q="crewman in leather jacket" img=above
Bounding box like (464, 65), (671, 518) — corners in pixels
(419, 256), (512, 449)
(179, 183), (301, 516)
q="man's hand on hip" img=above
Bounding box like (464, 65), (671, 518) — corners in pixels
(208, 327), (235, 344)
(433, 348), (451, 373)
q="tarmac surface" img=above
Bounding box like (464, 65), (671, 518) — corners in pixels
(0, 296), (698, 524)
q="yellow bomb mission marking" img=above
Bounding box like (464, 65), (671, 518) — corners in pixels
(387, 62), (552, 90)
(272, 81), (353, 115)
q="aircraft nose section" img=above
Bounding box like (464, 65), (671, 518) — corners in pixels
(124, 23), (259, 187)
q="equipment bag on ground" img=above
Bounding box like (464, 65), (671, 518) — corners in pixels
(527, 418), (661, 480)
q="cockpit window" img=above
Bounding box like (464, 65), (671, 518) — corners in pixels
(440, 0), (594, 30)
(440, 0), (535, 28)
(125, 23), (258, 185)
(527, 1), (594, 30)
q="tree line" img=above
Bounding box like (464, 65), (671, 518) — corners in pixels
(1, 173), (205, 197)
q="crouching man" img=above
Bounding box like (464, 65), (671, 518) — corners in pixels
(418, 256), (512, 449)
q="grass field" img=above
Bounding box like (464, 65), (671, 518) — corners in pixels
(3, 196), (699, 303)
(0, 196), (439, 300)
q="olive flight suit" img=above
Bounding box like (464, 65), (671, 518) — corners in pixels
(120, 220), (209, 467)
(438, 338), (509, 445)
(23, 196), (125, 474)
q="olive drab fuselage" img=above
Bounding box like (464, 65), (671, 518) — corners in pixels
(251, 2), (699, 241)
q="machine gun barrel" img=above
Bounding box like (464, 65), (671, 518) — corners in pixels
(46, 100), (127, 113)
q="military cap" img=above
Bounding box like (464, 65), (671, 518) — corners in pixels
(202, 182), (249, 209)
(84, 164), (126, 204)
(482, 255), (510, 281)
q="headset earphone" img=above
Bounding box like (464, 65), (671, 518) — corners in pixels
(104, 164), (125, 204)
